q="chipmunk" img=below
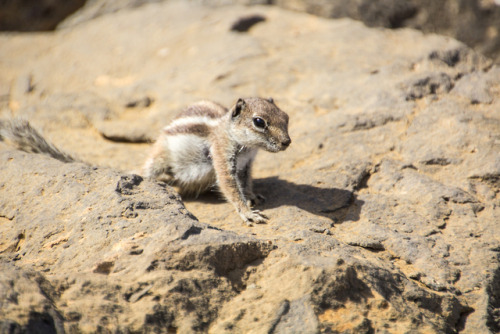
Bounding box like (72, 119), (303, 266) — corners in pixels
(142, 97), (291, 225)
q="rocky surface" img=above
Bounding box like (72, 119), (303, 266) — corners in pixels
(0, 1), (499, 333)
(3, 0), (500, 64)
(271, 0), (500, 62)
(59, 0), (500, 65)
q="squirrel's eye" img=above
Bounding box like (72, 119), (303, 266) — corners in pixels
(253, 117), (266, 129)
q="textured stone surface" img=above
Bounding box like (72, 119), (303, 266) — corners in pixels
(272, 0), (500, 64)
(55, 0), (500, 64)
(0, 2), (499, 333)
(0, 148), (273, 332)
(3, 0), (500, 63)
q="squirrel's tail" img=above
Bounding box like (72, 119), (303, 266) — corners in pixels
(0, 119), (75, 163)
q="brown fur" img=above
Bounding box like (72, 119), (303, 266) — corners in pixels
(176, 101), (228, 119)
(164, 123), (211, 137)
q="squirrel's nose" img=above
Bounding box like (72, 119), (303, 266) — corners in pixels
(281, 138), (291, 148)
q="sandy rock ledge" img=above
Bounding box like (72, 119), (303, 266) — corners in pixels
(0, 2), (499, 333)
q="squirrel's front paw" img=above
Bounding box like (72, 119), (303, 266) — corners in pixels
(240, 209), (268, 226)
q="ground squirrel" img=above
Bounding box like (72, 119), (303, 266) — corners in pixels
(143, 97), (291, 225)
(0, 97), (291, 225)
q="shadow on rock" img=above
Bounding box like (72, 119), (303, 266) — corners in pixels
(187, 177), (363, 223)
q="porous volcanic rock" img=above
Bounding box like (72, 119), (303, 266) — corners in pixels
(0, 2), (499, 333)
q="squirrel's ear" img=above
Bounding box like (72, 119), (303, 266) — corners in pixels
(267, 97), (274, 104)
(232, 98), (245, 117)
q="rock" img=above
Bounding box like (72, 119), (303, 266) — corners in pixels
(5, 0), (500, 63)
(58, 0), (164, 29)
(451, 67), (500, 104)
(0, 2), (499, 333)
(272, 0), (500, 64)
(274, 0), (417, 28)
(402, 72), (454, 101)
(0, 0), (85, 31)
(0, 148), (272, 332)
(95, 120), (155, 143)
(124, 95), (154, 109)
(230, 14), (267, 32)
(0, 263), (65, 333)
(272, 297), (319, 334)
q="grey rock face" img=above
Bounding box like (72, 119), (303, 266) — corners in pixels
(0, 2), (499, 333)
(273, 0), (500, 63)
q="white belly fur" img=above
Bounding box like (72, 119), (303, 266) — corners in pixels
(164, 135), (258, 195)
(166, 134), (215, 193)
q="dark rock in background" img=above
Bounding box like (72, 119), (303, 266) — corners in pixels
(273, 0), (500, 63)
(0, 0), (85, 31)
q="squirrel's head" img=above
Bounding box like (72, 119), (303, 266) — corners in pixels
(229, 97), (291, 152)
